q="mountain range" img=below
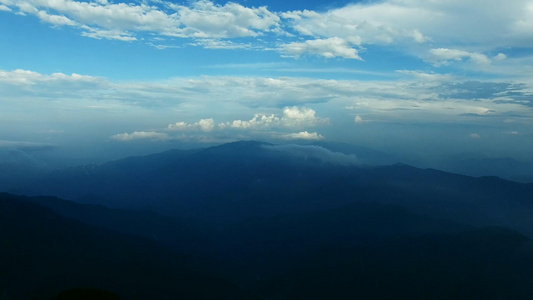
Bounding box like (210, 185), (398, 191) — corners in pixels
(2, 140), (533, 299)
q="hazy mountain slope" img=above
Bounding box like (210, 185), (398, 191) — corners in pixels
(311, 140), (399, 165)
(313, 164), (533, 235)
(0, 193), (259, 300)
(435, 156), (533, 183)
(12, 141), (533, 236)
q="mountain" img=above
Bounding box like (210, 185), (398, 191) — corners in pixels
(310, 140), (399, 165)
(0, 193), (259, 300)
(3, 136), (533, 299)
(8, 192), (466, 285)
(435, 156), (533, 183)
(258, 227), (533, 300)
(12, 141), (533, 238)
(6, 192), (533, 300)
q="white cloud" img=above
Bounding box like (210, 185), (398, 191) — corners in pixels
(2, 0), (280, 41)
(189, 39), (253, 50)
(219, 113), (280, 129)
(170, 0), (280, 38)
(280, 37), (362, 59)
(282, 3), (433, 46)
(281, 131), (324, 140)
(163, 107), (328, 143)
(36, 10), (76, 26)
(493, 53), (507, 61)
(286, 0), (533, 48)
(470, 133), (481, 139)
(80, 26), (136, 41)
(2, 0), (532, 66)
(0, 69), (107, 98)
(2, 69), (532, 141)
(396, 70), (453, 82)
(110, 131), (168, 141)
(167, 121), (189, 131)
(168, 118), (215, 132)
(198, 118), (215, 132)
(0, 69), (102, 84)
(147, 42), (180, 50)
(219, 106), (328, 129)
(428, 48), (491, 66)
(282, 106), (327, 126)
(280, 0), (533, 64)
(3, 68), (533, 156)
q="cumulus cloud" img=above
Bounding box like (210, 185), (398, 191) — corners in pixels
(280, 131), (324, 140)
(219, 106), (328, 129)
(161, 107), (328, 144)
(264, 144), (358, 165)
(168, 118), (215, 132)
(197, 118), (215, 132)
(280, 37), (362, 59)
(219, 114), (280, 129)
(282, 106), (327, 126)
(110, 131), (168, 141)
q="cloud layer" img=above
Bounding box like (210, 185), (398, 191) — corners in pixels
(1, 0), (280, 41)
(1, 0), (532, 67)
(1, 67), (532, 159)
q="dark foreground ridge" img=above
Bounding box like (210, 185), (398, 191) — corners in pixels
(0, 193), (259, 300)
(3, 191), (533, 299)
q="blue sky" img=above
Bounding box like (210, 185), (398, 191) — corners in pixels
(1, 0), (532, 164)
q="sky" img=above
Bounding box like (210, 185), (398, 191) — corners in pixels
(1, 0), (532, 166)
